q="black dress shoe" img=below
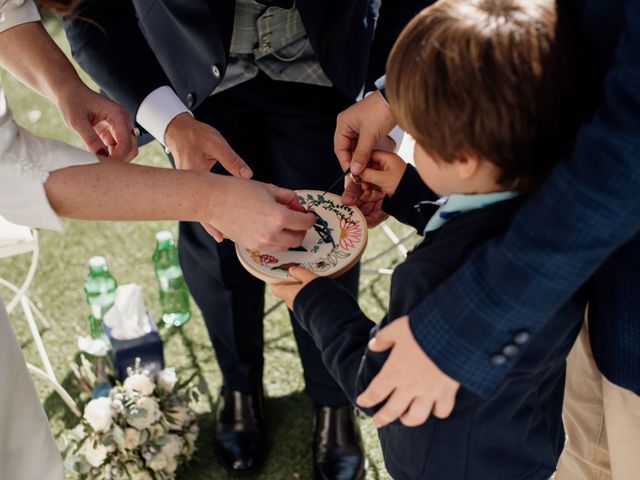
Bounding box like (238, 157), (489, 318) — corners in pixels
(313, 405), (366, 480)
(214, 387), (267, 476)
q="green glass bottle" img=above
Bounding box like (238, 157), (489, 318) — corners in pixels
(84, 255), (117, 339)
(152, 231), (191, 327)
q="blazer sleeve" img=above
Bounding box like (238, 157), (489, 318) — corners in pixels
(407, 2), (640, 397)
(365, 0), (436, 90)
(62, 0), (171, 124)
(382, 164), (439, 232)
(292, 277), (385, 410)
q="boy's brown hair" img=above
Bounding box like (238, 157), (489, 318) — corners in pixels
(386, 0), (578, 192)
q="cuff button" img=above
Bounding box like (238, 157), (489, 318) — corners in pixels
(514, 331), (531, 345)
(490, 354), (507, 366)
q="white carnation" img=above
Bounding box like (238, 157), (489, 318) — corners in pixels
(124, 427), (141, 450)
(157, 368), (178, 392)
(127, 396), (161, 430)
(124, 373), (155, 396)
(83, 397), (113, 433)
(161, 434), (184, 459)
(81, 439), (114, 467)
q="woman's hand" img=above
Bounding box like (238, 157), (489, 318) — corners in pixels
(56, 86), (138, 161)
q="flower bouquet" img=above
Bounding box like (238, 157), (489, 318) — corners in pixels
(62, 358), (204, 479)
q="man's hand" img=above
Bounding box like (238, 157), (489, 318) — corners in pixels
(271, 266), (319, 309)
(357, 316), (460, 428)
(202, 177), (315, 251)
(165, 113), (253, 178)
(56, 86), (138, 162)
(335, 90), (396, 176)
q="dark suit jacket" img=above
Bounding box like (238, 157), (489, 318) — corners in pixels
(401, 0), (640, 397)
(63, 0), (429, 131)
(293, 166), (586, 479)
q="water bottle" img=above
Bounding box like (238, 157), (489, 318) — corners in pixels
(152, 231), (191, 327)
(84, 255), (117, 339)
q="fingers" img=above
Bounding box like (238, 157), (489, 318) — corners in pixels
(399, 397), (434, 427)
(72, 115), (108, 157)
(105, 110), (137, 162)
(288, 266), (316, 283)
(357, 364), (395, 408)
(372, 389), (414, 428)
(350, 132), (380, 176)
(341, 176), (364, 205)
(359, 167), (388, 188)
(367, 323), (398, 353)
(334, 112), (359, 170)
(432, 391), (456, 419)
(201, 222), (225, 243)
(213, 135), (252, 179)
(272, 188), (316, 230)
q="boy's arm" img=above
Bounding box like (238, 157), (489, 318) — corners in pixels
(292, 277), (381, 406)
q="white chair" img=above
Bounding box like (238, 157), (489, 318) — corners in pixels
(0, 216), (80, 416)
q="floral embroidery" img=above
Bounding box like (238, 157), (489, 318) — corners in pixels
(339, 218), (361, 251)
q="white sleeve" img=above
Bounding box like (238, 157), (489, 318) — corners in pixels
(0, 0), (40, 33)
(0, 90), (98, 231)
(135, 86), (192, 146)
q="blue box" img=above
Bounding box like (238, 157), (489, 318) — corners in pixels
(103, 313), (164, 381)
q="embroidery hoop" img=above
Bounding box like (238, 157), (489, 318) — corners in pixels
(236, 190), (368, 284)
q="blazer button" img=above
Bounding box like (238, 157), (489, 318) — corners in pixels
(490, 354), (507, 366)
(211, 64), (221, 78)
(502, 344), (519, 357)
(186, 93), (195, 108)
(514, 331), (531, 345)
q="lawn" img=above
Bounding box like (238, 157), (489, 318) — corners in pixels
(0, 15), (420, 480)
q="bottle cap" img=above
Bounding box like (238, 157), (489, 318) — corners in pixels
(155, 230), (174, 243)
(88, 256), (107, 269)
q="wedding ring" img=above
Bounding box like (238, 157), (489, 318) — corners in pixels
(132, 127), (141, 137)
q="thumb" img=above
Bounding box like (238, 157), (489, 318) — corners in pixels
(288, 266), (316, 283)
(215, 138), (253, 179)
(350, 131), (380, 176)
(368, 321), (401, 353)
(72, 116), (108, 156)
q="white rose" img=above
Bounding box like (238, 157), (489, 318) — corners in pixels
(83, 397), (113, 433)
(81, 440), (114, 467)
(161, 434), (184, 459)
(124, 428), (141, 450)
(147, 454), (169, 472)
(157, 368), (178, 392)
(128, 465), (153, 480)
(127, 397), (161, 430)
(124, 373), (155, 396)
(166, 405), (192, 430)
(166, 458), (178, 473)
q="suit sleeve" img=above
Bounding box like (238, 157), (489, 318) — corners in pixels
(63, 0), (171, 124)
(365, 1), (436, 90)
(292, 277), (385, 412)
(408, 1), (640, 397)
(382, 164), (439, 232)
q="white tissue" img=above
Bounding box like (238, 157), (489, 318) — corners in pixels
(103, 284), (151, 340)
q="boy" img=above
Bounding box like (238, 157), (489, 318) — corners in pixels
(273, 0), (583, 478)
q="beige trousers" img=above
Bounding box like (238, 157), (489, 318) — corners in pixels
(555, 321), (640, 480)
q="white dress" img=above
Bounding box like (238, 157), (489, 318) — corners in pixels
(0, 2), (98, 479)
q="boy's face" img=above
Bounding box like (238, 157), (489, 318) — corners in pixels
(413, 142), (462, 196)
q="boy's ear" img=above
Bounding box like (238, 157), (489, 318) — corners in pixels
(453, 154), (481, 179)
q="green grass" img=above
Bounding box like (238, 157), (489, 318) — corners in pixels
(1, 16), (420, 480)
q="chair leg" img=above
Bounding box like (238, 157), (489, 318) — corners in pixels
(21, 295), (57, 382)
(27, 363), (81, 418)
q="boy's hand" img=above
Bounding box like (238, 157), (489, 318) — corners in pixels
(359, 150), (407, 197)
(270, 266), (319, 310)
(357, 316), (460, 428)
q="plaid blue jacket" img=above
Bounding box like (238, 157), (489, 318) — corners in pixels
(408, 0), (640, 397)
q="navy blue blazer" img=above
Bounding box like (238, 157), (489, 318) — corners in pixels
(403, 0), (640, 397)
(294, 166), (586, 479)
(63, 0), (429, 135)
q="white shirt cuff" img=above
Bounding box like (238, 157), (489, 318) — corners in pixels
(0, 0), (40, 33)
(388, 125), (405, 152)
(135, 86), (191, 146)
